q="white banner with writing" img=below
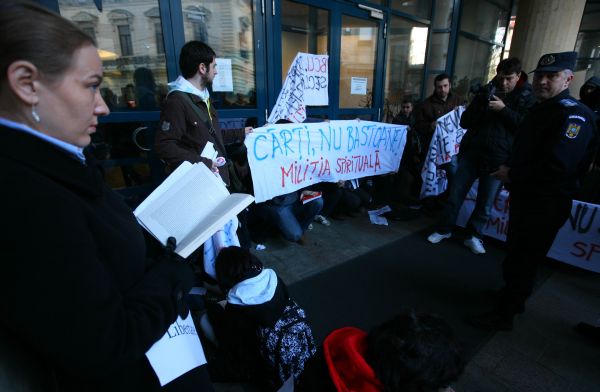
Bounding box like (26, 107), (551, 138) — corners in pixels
(146, 312), (207, 386)
(456, 183), (600, 273)
(246, 120), (407, 203)
(420, 106), (466, 198)
(268, 52), (329, 124)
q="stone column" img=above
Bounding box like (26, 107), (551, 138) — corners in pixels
(509, 0), (586, 73)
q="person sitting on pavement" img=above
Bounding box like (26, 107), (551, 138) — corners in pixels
(202, 246), (316, 389)
(427, 57), (535, 254)
(295, 310), (464, 392)
(255, 188), (323, 245)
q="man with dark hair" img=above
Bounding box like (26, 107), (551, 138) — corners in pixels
(470, 52), (597, 331)
(155, 41), (252, 186)
(414, 74), (463, 153)
(427, 57), (535, 254)
(295, 310), (464, 392)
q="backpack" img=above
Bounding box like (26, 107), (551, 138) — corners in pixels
(257, 299), (316, 385)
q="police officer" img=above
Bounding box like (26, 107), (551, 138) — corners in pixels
(469, 51), (598, 331)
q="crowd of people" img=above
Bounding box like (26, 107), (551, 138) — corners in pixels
(1, 0), (599, 391)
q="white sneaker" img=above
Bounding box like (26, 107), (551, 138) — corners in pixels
(427, 232), (451, 243)
(464, 236), (486, 254)
(314, 214), (331, 226)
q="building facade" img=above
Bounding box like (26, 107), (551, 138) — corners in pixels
(35, 0), (597, 204)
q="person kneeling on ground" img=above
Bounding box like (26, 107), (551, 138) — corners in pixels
(295, 310), (464, 392)
(201, 246), (316, 390)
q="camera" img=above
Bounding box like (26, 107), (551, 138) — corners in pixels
(469, 81), (497, 102)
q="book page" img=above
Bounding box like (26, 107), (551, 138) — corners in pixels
(135, 163), (229, 246)
(177, 193), (254, 258)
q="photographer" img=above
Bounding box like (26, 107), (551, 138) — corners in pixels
(427, 58), (535, 254)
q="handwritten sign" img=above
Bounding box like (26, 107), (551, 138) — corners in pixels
(456, 182), (600, 273)
(146, 312), (207, 386)
(246, 120), (407, 203)
(268, 52), (329, 123)
(420, 107), (466, 198)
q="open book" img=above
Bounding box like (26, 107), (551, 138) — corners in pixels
(134, 161), (254, 258)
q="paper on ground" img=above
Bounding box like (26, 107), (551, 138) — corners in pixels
(146, 312), (206, 386)
(368, 205), (392, 226)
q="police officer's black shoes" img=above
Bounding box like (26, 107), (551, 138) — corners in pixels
(468, 311), (514, 331)
(574, 322), (600, 345)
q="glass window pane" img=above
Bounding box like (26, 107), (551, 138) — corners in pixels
(575, 31), (600, 61)
(460, 0), (508, 43)
(340, 16), (378, 109)
(384, 15), (428, 119)
(432, 0), (453, 29)
(60, 0), (168, 111)
(281, 0), (329, 85)
(453, 36), (502, 98)
(428, 33), (449, 70)
(181, 0), (256, 109)
(390, 0), (432, 20)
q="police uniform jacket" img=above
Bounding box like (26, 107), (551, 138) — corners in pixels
(0, 125), (207, 391)
(508, 89), (597, 198)
(459, 74), (535, 172)
(155, 92), (246, 186)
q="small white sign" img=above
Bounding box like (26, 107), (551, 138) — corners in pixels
(212, 58), (234, 92)
(350, 77), (368, 95)
(200, 141), (218, 161)
(146, 312), (207, 386)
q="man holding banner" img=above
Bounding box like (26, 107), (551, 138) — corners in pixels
(427, 58), (534, 254)
(414, 73), (463, 186)
(470, 52), (598, 331)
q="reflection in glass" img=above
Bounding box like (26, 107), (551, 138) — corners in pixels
(390, 0), (432, 20)
(181, 0), (256, 109)
(281, 1), (329, 86)
(59, 0), (168, 111)
(428, 33), (450, 70)
(384, 15), (428, 120)
(340, 16), (378, 109)
(432, 0), (453, 29)
(460, 0), (508, 43)
(453, 37), (502, 98)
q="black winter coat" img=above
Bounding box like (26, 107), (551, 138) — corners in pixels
(0, 125), (211, 392)
(459, 75), (535, 172)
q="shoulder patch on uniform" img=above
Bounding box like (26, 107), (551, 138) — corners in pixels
(161, 121), (170, 132)
(559, 99), (578, 107)
(568, 114), (586, 122)
(565, 123), (581, 139)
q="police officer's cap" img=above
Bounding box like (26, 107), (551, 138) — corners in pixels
(531, 51), (577, 73)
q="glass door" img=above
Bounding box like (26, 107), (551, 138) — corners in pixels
(270, 0), (386, 122)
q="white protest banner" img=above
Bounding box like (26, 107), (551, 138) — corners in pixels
(420, 106), (466, 198)
(456, 182), (600, 273)
(146, 312), (207, 386)
(246, 120), (407, 203)
(268, 52), (329, 124)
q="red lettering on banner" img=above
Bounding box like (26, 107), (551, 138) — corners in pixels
(281, 158), (331, 187)
(334, 151), (380, 174)
(569, 241), (600, 261)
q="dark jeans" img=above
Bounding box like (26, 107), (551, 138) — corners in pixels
(437, 155), (502, 238)
(498, 194), (572, 315)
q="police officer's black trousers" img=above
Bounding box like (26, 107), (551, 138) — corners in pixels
(498, 194), (572, 316)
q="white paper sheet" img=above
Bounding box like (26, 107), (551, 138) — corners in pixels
(146, 312), (207, 386)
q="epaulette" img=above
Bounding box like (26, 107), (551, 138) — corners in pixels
(559, 98), (578, 107)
